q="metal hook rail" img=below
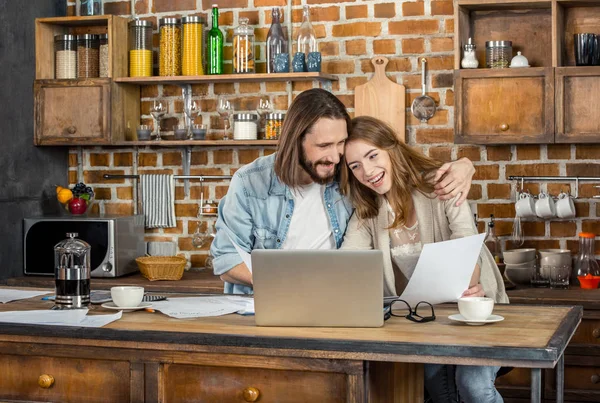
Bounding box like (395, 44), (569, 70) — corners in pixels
(508, 176), (600, 199)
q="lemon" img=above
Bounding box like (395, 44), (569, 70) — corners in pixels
(57, 188), (73, 204)
(55, 185), (65, 195)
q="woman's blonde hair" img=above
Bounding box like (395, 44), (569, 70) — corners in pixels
(340, 116), (442, 228)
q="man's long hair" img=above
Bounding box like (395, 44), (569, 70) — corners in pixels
(274, 89), (351, 188)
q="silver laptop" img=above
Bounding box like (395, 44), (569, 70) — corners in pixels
(252, 249), (384, 327)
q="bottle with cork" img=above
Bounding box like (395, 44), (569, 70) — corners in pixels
(484, 214), (502, 264)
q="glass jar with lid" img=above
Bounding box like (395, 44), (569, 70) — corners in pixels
(159, 17), (182, 76)
(485, 40), (512, 69)
(233, 113), (259, 140)
(233, 18), (255, 73)
(54, 34), (77, 79)
(77, 34), (100, 78)
(53, 232), (91, 309)
(182, 16), (204, 76)
(129, 19), (153, 77)
(575, 232), (600, 289)
(99, 34), (109, 77)
(265, 113), (284, 140)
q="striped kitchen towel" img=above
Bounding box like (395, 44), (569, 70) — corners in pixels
(141, 174), (176, 228)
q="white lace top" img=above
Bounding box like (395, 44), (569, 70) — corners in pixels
(388, 201), (422, 283)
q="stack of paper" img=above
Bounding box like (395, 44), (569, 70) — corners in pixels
(0, 289), (52, 303)
(151, 296), (254, 319)
(0, 309), (122, 328)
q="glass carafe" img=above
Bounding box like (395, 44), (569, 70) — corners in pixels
(53, 232), (91, 309)
(266, 8), (287, 74)
(297, 5), (317, 58)
(575, 232), (600, 289)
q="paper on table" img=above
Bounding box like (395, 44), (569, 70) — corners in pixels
(227, 233), (252, 273)
(399, 233), (486, 308)
(151, 296), (252, 319)
(0, 309), (122, 328)
(0, 289), (53, 304)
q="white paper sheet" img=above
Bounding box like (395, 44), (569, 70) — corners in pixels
(0, 289), (53, 304)
(0, 309), (122, 328)
(399, 233), (486, 308)
(227, 234), (253, 273)
(151, 296), (252, 319)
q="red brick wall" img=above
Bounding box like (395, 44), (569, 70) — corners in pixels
(66, 0), (600, 267)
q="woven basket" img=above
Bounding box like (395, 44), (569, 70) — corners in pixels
(136, 256), (186, 281)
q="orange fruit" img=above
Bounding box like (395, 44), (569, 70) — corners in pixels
(57, 188), (73, 204)
(55, 185), (65, 195)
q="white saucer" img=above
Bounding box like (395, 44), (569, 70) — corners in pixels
(101, 302), (152, 312)
(448, 314), (504, 326)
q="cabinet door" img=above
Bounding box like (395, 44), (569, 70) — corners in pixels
(34, 79), (110, 145)
(455, 68), (554, 144)
(556, 67), (600, 143)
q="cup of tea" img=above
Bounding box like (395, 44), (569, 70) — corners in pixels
(457, 297), (494, 321)
(111, 286), (144, 308)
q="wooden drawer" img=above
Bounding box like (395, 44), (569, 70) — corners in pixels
(0, 354), (131, 402)
(571, 319), (600, 345)
(454, 68), (554, 144)
(163, 363), (348, 403)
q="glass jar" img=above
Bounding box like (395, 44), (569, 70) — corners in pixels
(233, 113), (259, 140)
(485, 40), (512, 69)
(129, 19), (153, 77)
(53, 232), (91, 309)
(265, 113), (284, 140)
(575, 232), (600, 289)
(461, 37), (478, 69)
(233, 18), (255, 73)
(78, 0), (103, 16)
(182, 16), (204, 76)
(77, 34), (100, 78)
(99, 34), (109, 77)
(54, 34), (77, 79)
(159, 17), (182, 76)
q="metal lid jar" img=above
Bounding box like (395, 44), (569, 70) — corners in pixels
(265, 113), (284, 140)
(159, 17), (182, 76)
(182, 16), (204, 76)
(233, 113), (259, 140)
(54, 233), (91, 309)
(77, 34), (100, 78)
(129, 19), (153, 77)
(233, 18), (255, 73)
(54, 34), (77, 79)
(485, 40), (512, 69)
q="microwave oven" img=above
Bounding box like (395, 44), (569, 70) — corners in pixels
(23, 215), (145, 277)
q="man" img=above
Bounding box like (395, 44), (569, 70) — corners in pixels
(210, 89), (475, 294)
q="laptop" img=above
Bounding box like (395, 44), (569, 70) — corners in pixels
(252, 249), (384, 327)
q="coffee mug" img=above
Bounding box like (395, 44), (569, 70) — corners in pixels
(457, 296), (494, 321)
(535, 192), (556, 219)
(515, 192), (536, 218)
(111, 286), (144, 307)
(556, 191), (576, 218)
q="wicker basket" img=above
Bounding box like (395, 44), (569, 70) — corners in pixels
(136, 256), (186, 281)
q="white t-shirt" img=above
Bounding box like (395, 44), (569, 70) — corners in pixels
(281, 182), (336, 250)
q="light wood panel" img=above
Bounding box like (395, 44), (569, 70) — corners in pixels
(368, 362), (424, 403)
(114, 72), (338, 85)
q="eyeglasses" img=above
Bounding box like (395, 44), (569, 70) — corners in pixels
(384, 298), (436, 323)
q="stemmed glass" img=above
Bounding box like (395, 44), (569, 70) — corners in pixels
(150, 100), (167, 141)
(192, 202), (209, 248)
(257, 97), (273, 130)
(217, 96), (233, 140)
(184, 99), (201, 139)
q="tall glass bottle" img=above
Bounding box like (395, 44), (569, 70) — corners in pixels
(207, 4), (223, 75)
(574, 232), (600, 288)
(484, 214), (502, 264)
(266, 8), (287, 74)
(297, 5), (317, 58)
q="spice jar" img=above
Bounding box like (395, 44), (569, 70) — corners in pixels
(77, 34), (100, 78)
(54, 34), (77, 79)
(233, 18), (255, 73)
(485, 40), (512, 69)
(265, 113), (284, 140)
(182, 16), (204, 76)
(233, 113), (259, 140)
(99, 34), (109, 77)
(159, 17), (182, 76)
(129, 19), (153, 77)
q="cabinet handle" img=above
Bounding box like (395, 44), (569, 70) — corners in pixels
(592, 375), (600, 384)
(38, 374), (55, 388)
(499, 123), (509, 131)
(243, 386), (260, 402)
(593, 328), (600, 339)
(67, 126), (77, 134)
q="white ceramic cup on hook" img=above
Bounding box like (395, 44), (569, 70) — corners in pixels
(515, 192), (536, 218)
(535, 192), (556, 219)
(556, 191), (576, 218)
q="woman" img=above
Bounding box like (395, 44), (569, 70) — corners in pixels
(340, 116), (508, 403)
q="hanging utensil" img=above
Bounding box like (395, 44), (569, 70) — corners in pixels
(411, 58), (436, 123)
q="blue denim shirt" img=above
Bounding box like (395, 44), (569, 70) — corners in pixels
(210, 153), (354, 294)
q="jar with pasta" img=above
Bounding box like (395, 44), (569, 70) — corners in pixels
(54, 34), (77, 79)
(233, 18), (255, 74)
(265, 113), (284, 140)
(77, 34), (100, 78)
(129, 19), (153, 77)
(159, 17), (181, 76)
(99, 34), (109, 77)
(182, 16), (204, 76)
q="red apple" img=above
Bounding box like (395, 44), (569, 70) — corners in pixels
(68, 197), (87, 214)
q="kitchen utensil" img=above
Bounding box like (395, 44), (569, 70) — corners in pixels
(511, 214), (524, 246)
(509, 51), (530, 68)
(53, 232), (91, 310)
(411, 58), (436, 123)
(354, 56), (406, 141)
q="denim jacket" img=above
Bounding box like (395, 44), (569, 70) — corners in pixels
(210, 153), (354, 294)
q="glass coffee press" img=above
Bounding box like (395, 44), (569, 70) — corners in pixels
(53, 232), (91, 309)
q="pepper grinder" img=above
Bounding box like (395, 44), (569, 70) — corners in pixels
(461, 37), (479, 69)
(53, 233), (91, 309)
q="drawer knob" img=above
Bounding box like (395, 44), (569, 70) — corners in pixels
(593, 328), (600, 339)
(67, 126), (77, 134)
(38, 374), (54, 389)
(592, 375), (600, 384)
(499, 123), (509, 131)
(243, 387), (260, 402)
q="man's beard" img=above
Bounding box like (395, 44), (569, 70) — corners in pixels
(300, 147), (341, 185)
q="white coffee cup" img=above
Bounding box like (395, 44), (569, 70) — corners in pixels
(457, 297), (494, 321)
(535, 192), (556, 219)
(111, 286), (144, 307)
(515, 192), (536, 218)
(556, 191), (576, 219)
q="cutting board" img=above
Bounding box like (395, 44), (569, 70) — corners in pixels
(354, 56), (406, 142)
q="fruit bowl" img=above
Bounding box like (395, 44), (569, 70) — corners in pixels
(56, 183), (96, 215)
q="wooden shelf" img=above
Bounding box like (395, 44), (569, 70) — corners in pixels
(36, 15), (113, 26)
(114, 72), (338, 85)
(455, 66), (549, 77)
(110, 140), (278, 147)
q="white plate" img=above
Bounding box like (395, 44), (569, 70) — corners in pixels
(448, 314), (504, 326)
(101, 302), (152, 312)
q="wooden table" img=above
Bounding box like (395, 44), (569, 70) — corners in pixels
(0, 293), (582, 403)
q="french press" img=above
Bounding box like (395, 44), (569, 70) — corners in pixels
(53, 233), (91, 309)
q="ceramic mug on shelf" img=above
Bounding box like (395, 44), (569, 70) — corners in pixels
(515, 191), (536, 218)
(555, 191), (576, 218)
(535, 192), (556, 219)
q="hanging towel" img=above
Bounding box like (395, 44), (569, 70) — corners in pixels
(141, 174), (176, 228)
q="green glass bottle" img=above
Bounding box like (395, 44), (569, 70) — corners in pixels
(207, 4), (223, 75)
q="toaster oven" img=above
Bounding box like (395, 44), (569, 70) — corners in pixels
(23, 215), (145, 277)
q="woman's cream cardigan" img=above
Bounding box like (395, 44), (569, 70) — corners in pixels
(341, 191), (509, 303)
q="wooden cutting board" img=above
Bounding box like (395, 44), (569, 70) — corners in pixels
(354, 56), (406, 142)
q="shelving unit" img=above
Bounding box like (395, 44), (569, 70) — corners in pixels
(110, 139), (278, 147)
(115, 72), (338, 85)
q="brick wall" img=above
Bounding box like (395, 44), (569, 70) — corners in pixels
(65, 0), (600, 268)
